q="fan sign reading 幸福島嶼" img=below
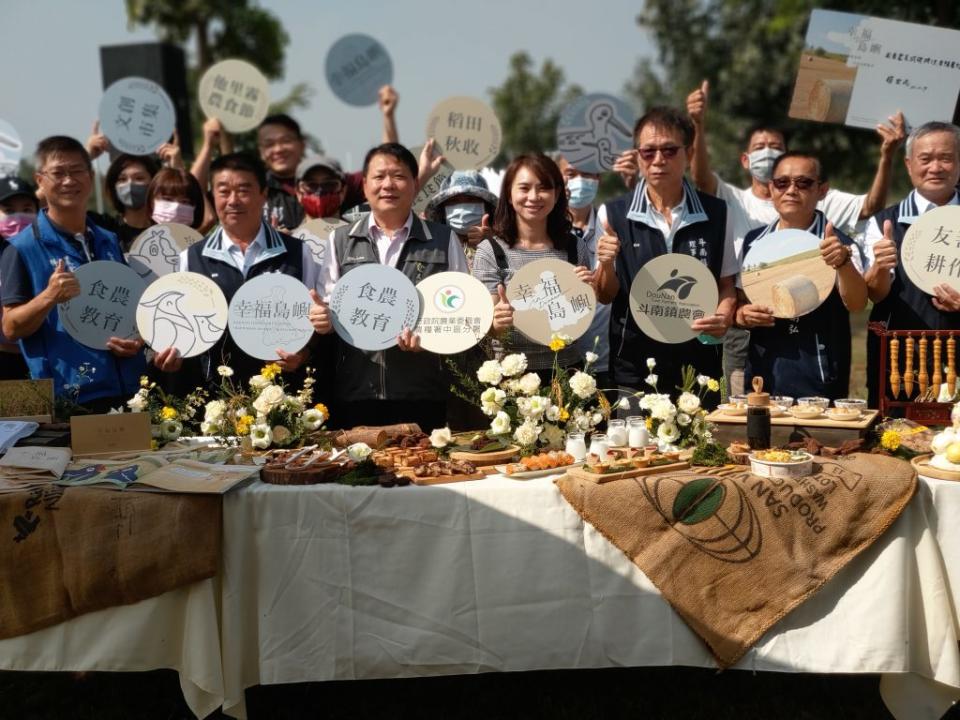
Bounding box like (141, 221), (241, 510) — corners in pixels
(506, 258), (596, 346)
(329, 265), (420, 351)
(136, 272), (228, 358)
(198, 59), (271, 134)
(324, 34), (394, 107)
(741, 229), (834, 319)
(414, 272), (494, 354)
(424, 97), (502, 171)
(98, 77), (177, 156)
(126, 223), (204, 282)
(227, 273), (315, 361)
(59, 261), (147, 350)
(630, 254), (719, 344)
(291, 217), (347, 268)
(556, 93), (636, 174)
(901, 205), (960, 296)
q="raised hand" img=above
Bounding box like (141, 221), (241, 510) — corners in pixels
(156, 129), (184, 169)
(686, 80), (709, 125)
(152, 346), (183, 373)
(44, 259), (81, 304)
(276, 347), (308, 371)
(873, 219), (898, 272)
(491, 284), (514, 332)
(466, 213), (493, 246)
(877, 111), (906, 157)
(378, 85), (398, 116)
(308, 289), (333, 334)
(418, 138), (446, 186)
(819, 222), (850, 269)
(596, 219), (620, 266)
(85, 121), (110, 161)
(612, 149), (639, 189)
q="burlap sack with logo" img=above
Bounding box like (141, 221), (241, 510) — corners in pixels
(0, 486), (220, 640)
(555, 453), (917, 667)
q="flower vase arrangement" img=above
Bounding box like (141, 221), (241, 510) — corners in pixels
(124, 375), (208, 447)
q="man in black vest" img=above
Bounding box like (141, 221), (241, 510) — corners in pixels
(154, 153), (319, 387)
(595, 107), (737, 410)
(308, 143), (469, 431)
(864, 121), (960, 409)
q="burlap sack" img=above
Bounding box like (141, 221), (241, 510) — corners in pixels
(0, 485), (220, 640)
(555, 453), (917, 667)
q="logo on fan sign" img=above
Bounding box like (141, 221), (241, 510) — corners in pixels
(434, 286), (464, 313)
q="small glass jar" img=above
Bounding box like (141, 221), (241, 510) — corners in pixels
(627, 416), (649, 448)
(588, 433), (610, 462)
(565, 432), (587, 462)
(607, 419), (627, 447)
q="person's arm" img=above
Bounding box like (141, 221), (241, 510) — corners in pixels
(859, 112), (906, 220)
(820, 223), (867, 312)
(863, 218), (896, 303)
(686, 80), (718, 196)
(2, 258), (79, 340)
(379, 85), (399, 143)
(190, 117), (224, 191)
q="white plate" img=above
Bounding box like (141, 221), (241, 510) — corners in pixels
(749, 451), (813, 466)
(789, 407), (824, 420)
(825, 409), (861, 422)
(718, 403), (748, 416)
(496, 461), (584, 479)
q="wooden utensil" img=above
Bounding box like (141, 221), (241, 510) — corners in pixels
(904, 336), (915, 397)
(890, 334), (901, 398)
(933, 335), (943, 397)
(919, 335), (929, 398)
(948, 336), (957, 397)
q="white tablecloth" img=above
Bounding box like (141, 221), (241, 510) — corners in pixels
(220, 474), (960, 720)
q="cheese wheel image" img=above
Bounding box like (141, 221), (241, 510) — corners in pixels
(771, 275), (821, 318)
(807, 79), (853, 123)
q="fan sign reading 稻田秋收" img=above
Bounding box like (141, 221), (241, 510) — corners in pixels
(227, 274), (315, 361)
(291, 217), (347, 268)
(329, 265), (420, 352)
(126, 223), (204, 282)
(136, 272), (228, 358)
(741, 229), (834, 318)
(630, 254), (719, 344)
(901, 205), (960, 296)
(506, 259), (596, 346)
(324, 34), (393, 107)
(198, 59), (271, 134)
(98, 77), (176, 156)
(414, 272), (494, 354)
(556, 93), (637, 174)
(59, 261), (147, 350)
(424, 97), (502, 171)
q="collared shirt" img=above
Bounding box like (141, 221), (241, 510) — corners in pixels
(861, 189), (960, 274)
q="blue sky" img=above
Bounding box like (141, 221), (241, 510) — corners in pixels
(804, 9), (865, 55)
(5, 0), (653, 175)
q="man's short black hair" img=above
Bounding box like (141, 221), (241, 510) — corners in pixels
(210, 152), (268, 190)
(633, 107), (695, 148)
(35, 136), (91, 171)
(362, 143), (419, 179)
(744, 124), (789, 149)
(258, 114), (302, 139)
(771, 151), (827, 183)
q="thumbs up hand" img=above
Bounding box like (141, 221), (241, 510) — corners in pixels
(596, 219), (620, 266)
(466, 213), (494, 247)
(85, 120), (109, 161)
(873, 219), (898, 273)
(44, 259), (81, 304)
(686, 80), (709, 125)
(308, 288), (333, 334)
(819, 221), (851, 269)
(492, 283), (514, 332)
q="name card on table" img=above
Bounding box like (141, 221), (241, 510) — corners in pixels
(71, 412), (151, 457)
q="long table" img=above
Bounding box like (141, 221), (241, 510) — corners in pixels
(3, 472), (958, 720)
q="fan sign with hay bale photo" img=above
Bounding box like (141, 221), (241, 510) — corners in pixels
(740, 229), (834, 319)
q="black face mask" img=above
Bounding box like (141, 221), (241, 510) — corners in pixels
(115, 181), (149, 210)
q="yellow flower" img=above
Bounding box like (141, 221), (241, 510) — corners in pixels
(314, 402), (329, 417)
(559, 408), (570, 422)
(261, 363), (282, 381)
(139, 375), (150, 388)
(707, 379), (719, 392)
(150, 439), (159, 450)
(235, 414), (255, 436)
(548, 333), (571, 352)
(160, 406), (178, 420)
(645, 417), (653, 430)
(881, 430), (901, 451)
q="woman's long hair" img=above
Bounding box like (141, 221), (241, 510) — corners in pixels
(493, 153), (574, 256)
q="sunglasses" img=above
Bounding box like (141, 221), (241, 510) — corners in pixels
(771, 176), (818, 191)
(638, 145), (682, 162)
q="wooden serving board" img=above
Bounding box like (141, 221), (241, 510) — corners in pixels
(566, 460), (690, 484)
(911, 455), (960, 482)
(705, 409), (878, 430)
(397, 469), (486, 485)
(449, 445), (519, 465)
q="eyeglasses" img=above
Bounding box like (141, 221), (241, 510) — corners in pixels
(771, 176), (818, 191)
(638, 145), (682, 162)
(39, 167), (89, 183)
(300, 180), (343, 195)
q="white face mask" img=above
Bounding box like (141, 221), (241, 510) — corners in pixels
(567, 176), (599, 209)
(444, 202), (485, 231)
(747, 147), (784, 183)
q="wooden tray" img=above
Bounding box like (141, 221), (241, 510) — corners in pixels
(566, 460), (690, 484)
(449, 445), (520, 465)
(911, 455), (960, 482)
(705, 409), (879, 430)
(398, 469), (486, 486)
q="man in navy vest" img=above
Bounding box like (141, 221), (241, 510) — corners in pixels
(308, 143), (469, 431)
(863, 121), (960, 409)
(595, 107), (738, 410)
(0, 136), (145, 412)
(734, 152), (867, 398)
(156, 153), (319, 386)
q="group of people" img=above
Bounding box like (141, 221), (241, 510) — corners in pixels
(1, 79), (959, 430)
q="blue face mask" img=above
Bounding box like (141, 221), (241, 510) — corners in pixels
(444, 202), (485, 231)
(567, 176), (599, 209)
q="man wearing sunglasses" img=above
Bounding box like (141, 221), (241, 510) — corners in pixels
(595, 106), (738, 408)
(734, 153), (867, 398)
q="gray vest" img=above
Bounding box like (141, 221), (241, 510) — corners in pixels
(332, 213), (452, 403)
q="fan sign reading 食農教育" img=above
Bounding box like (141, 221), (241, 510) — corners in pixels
(424, 97), (502, 171)
(136, 272), (228, 358)
(329, 265), (420, 352)
(324, 34), (393, 107)
(198, 59), (271, 133)
(414, 272), (494, 354)
(557, 93), (636, 173)
(506, 258), (596, 346)
(741, 229), (834, 319)
(227, 273), (315, 361)
(59, 261), (147, 350)
(630, 254), (719, 344)
(901, 205), (960, 296)
(291, 217), (347, 268)
(126, 223), (203, 283)
(99, 77), (176, 156)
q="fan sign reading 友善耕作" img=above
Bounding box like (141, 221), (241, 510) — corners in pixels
(198, 59), (271, 134)
(424, 97), (502, 171)
(59, 261), (147, 350)
(410, 143), (455, 214)
(740, 229), (835, 319)
(126, 223), (203, 282)
(291, 217), (347, 267)
(901, 205), (960, 296)
(630, 254), (719, 344)
(0, 119), (23, 175)
(506, 259), (596, 346)
(788, 9), (960, 130)
(557, 93), (637, 174)
(329, 264), (420, 352)
(99, 77), (176, 156)
(324, 34), (394, 107)
(414, 272), (494, 354)
(136, 272), (228, 358)
(227, 273), (315, 361)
